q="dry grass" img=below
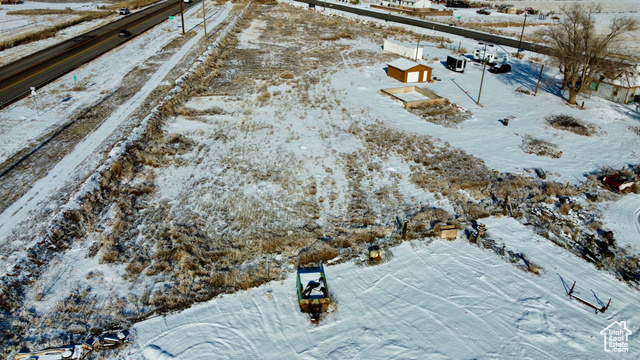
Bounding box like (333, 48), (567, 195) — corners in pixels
(280, 71), (295, 79)
(320, 32), (354, 41)
(7, 8), (78, 15)
(453, 47), (468, 55)
(521, 135), (562, 158)
(408, 101), (473, 127)
(6, 3), (639, 357)
(546, 114), (597, 136)
(104, 0), (164, 11)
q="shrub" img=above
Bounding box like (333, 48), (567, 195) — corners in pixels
(521, 135), (562, 158)
(257, 90), (271, 105)
(298, 248), (339, 266)
(280, 71), (295, 79)
(546, 114), (597, 136)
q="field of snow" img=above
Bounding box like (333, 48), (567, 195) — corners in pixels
(113, 3), (640, 359)
(125, 232), (640, 359)
(1, 1), (640, 359)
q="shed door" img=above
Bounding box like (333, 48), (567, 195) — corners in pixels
(407, 72), (419, 83)
(422, 71), (429, 82)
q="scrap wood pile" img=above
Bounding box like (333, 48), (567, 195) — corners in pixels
(82, 329), (130, 351)
(13, 329), (130, 360)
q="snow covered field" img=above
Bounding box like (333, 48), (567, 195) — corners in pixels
(1, 0), (640, 359)
(116, 3), (640, 359)
(125, 234), (640, 359)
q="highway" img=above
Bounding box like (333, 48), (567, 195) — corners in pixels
(297, 0), (550, 55)
(0, 0), (196, 107)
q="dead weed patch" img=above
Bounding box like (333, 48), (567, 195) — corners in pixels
(546, 114), (597, 136)
(409, 101), (473, 127)
(521, 135), (562, 158)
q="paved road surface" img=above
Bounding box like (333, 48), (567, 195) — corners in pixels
(296, 0), (549, 54)
(0, 0), (197, 107)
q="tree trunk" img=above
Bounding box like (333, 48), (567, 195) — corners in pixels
(568, 89), (578, 104)
(560, 71), (569, 91)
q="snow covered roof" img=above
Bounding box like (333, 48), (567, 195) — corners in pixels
(388, 58), (422, 71)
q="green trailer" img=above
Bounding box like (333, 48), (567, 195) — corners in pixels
(296, 263), (330, 323)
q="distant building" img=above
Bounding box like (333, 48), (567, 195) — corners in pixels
(588, 66), (640, 104)
(380, 0), (432, 10)
(387, 58), (432, 83)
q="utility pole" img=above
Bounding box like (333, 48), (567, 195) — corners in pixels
(517, 13), (527, 53)
(534, 65), (544, 95)
(202, 0), (207, 37)
(415, 34), (421, 61)
(477, 43), (488, 105)
(180, 0), (185, 35)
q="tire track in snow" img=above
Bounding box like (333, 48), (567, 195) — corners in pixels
(139, 321), (262, 359)
(500, 335), (559, 360)
(340, 49), (353, 70)
(371, 273), (490, 355)
(453, 251), (519, 304)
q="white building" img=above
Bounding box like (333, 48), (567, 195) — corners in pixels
(588, 67), (640, 104)
(380, 0), (432, 10)
(383, 39), (424, 60)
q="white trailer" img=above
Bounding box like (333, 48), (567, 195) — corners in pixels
(473, 46), (495, 63)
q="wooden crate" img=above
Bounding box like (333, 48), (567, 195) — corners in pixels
(439, 225), (458, 240)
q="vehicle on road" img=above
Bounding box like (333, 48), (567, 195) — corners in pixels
(476, 8), (491, 15)
(118, 29), (132, 38)
(488, 64), (511, 74)
(119, 8), (130, 15)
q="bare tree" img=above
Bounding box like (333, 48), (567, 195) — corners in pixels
(539, 3), (637, 104)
